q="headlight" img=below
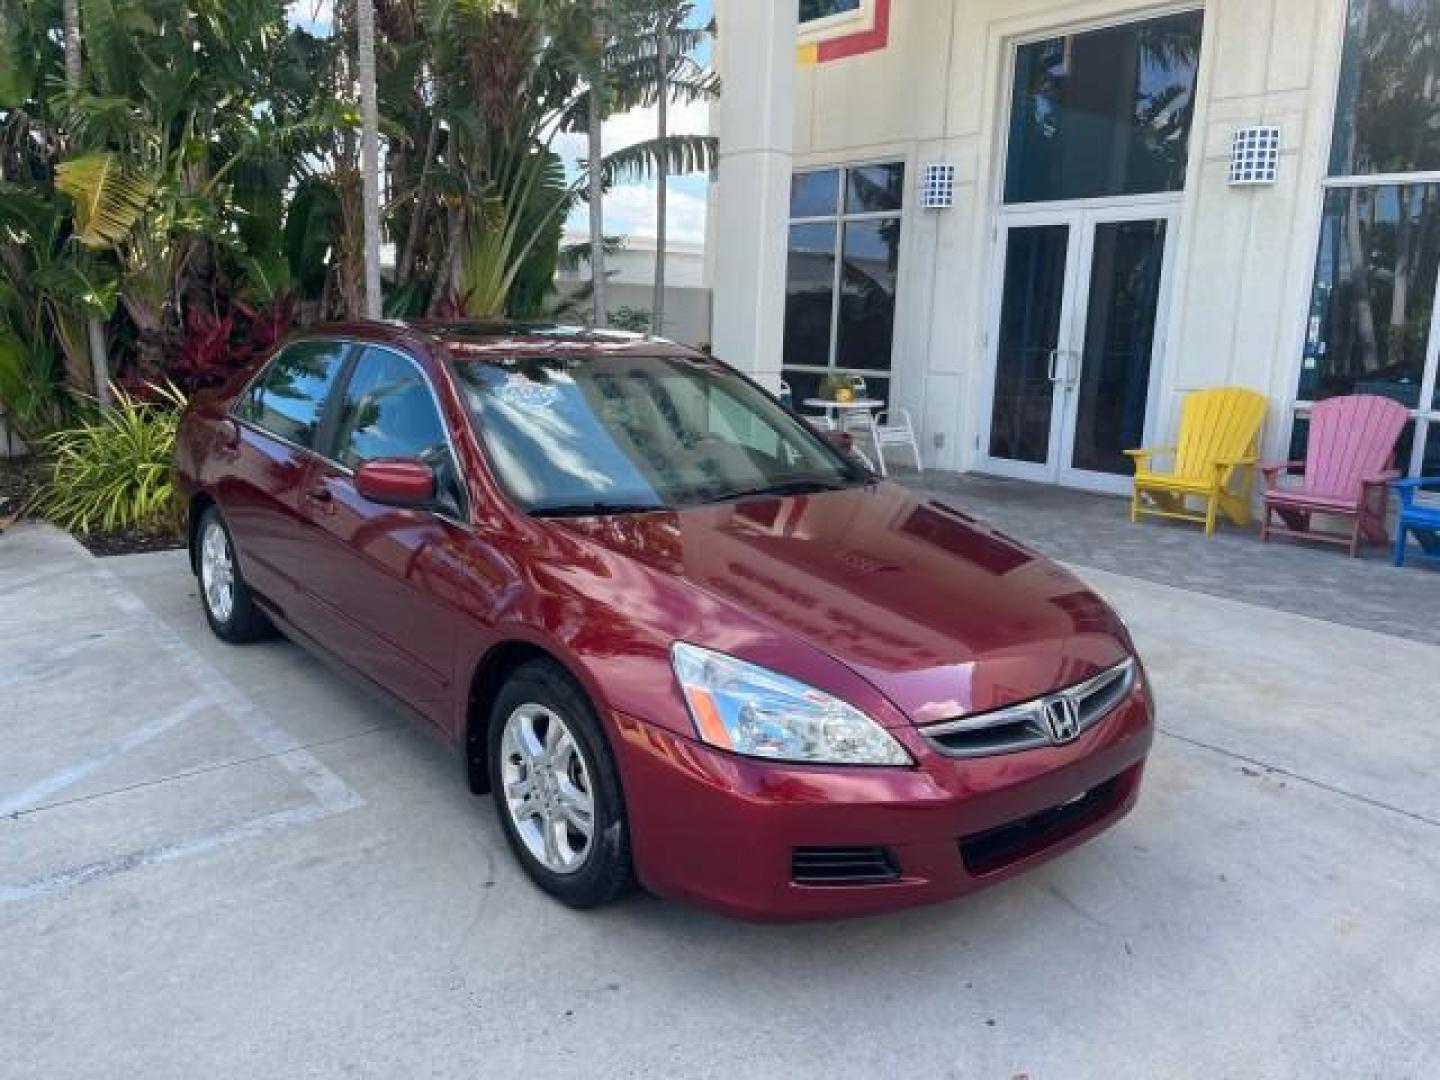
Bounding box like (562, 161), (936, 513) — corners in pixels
(670, 642), (912, 766)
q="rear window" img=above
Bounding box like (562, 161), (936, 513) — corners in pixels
(234, 340), (349, 449)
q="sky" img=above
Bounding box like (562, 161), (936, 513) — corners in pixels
(286, 0), (714, 246)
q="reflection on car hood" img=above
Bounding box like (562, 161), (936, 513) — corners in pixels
(552, 483), (1131, 724)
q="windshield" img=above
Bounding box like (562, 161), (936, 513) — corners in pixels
(451, 353), (867, 515)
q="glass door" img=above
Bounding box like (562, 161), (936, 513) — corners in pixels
(982, 207), (1174, 492)
(984, 217), (1082, 482)
(1058, 212), (1171, 490)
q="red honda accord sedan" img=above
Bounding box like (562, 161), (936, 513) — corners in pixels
(173, 322), (1153, 920)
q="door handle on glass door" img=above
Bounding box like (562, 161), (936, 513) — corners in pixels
(1062, 349), (1081, 389)
(1047, 348), (1060, 382)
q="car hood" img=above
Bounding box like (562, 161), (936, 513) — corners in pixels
(552, 483), (1131, 726)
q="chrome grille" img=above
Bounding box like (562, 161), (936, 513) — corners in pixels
(919, 659), (1137, 759)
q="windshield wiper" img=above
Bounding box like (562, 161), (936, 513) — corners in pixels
(707, 478), (852, 504)
(530, 502), (670, 519)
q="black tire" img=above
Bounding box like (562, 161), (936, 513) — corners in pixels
(194, 505), (272, 644)
(488, 659), (633, 909)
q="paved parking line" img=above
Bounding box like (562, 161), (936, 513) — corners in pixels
(0, 534), (364, 905)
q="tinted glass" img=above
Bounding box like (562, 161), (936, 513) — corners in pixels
(1005, 12), (1203, 204)
(236, 340), (347, 449)
(1299, 184), (1440, 406)
(846, 163), (905, 214)
(790, 170), (839, 218)
(799, 0), (860, 24)
(333, 348), (449, 468)
(990, 224), (1069, 464)
(835, 219), (900, 371)
(1331, 0), (1440, 176)
(1070, 220), (1167, 475)
(783, 223), (838, 367)
(454, 355), (862, 513)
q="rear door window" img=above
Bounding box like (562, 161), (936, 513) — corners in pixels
(235, 340), (349, 450)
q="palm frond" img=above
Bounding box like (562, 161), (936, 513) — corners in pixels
(598, 133), (717, 187)
(55, 153), (158, 250)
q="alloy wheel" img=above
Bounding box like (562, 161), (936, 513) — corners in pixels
(200, 521), (235, 624)
(499, 703), (596, 875)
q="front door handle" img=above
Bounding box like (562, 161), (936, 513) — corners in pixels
(1047, 348), (1060, 382)
(306, 482), (336, 514)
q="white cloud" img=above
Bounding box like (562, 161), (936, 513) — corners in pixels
(577, 183), (708, 245)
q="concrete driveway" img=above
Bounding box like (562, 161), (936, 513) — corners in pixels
(2, 522), (1437, 1079)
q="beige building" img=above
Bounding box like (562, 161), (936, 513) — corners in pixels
(709, 0), (1440, 493)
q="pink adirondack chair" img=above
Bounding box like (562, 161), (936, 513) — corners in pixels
(1259, 394), (1410, 557)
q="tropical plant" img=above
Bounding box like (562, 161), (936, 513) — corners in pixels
(609, 305), (651, 333)
(0, 182), (118, 434)
(36, 381), (187, 534)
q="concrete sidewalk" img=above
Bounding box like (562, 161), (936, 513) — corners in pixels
(2, 523), (1436, 1079)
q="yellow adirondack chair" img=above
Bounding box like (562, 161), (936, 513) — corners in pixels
(1126, 388), (1268, 537)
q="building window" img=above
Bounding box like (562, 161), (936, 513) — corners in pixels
(800, 0), (861, 26)
(1004, 11), (1205, 204)
(782, 163), (904, 405)
(1296, 0), (1440, 475)
(1330, 0), (1440, 177)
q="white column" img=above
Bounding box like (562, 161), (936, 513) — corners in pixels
(709, 0), (796, 389)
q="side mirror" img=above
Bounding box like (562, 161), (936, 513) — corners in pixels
(355, 458), (436, 508)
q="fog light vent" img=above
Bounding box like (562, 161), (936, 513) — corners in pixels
(791, 846), (900, 887)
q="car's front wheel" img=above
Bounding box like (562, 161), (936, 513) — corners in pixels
(488, 659), (633, 908)
(195, 506), (272, 643)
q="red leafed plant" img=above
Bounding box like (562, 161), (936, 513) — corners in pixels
(170, 307), (240, 392)
(166, 293), (300, 394)
(235, 292), (299, 360)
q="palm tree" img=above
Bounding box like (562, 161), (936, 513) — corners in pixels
(60, 0), (110, 405)
(651, 6), (667, 337)
(588, 0), (609, 328)
(355, 0), (384, 318)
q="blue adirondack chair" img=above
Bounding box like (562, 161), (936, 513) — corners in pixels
(1391, 478), (1440, 567)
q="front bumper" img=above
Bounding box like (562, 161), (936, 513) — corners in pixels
(610, 686), (1153, 921)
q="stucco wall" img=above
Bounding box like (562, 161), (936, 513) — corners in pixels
(787, 0), (1346, 471)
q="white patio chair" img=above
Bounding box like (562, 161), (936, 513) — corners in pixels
(850, 406), (923, 476)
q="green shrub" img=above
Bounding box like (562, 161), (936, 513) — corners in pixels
(37, 383), (187, 535)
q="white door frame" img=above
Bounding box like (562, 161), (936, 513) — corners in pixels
(977, 197), (1180, 495)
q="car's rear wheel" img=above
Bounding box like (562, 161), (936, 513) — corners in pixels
(488, 660), (633, 908)
(195, 506), (271, 643)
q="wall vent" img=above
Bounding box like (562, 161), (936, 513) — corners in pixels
(921, 163), (956, 208)
(1229, 126), (1280, 185)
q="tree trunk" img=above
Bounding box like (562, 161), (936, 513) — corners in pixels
(62, 0), (111, 405)
(652, 12), (669, 339)
(62, 0), (82, 88)
(356, 0), (384, 319)
(588, 1), (608, 328)
(398, 115), (440, 284)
